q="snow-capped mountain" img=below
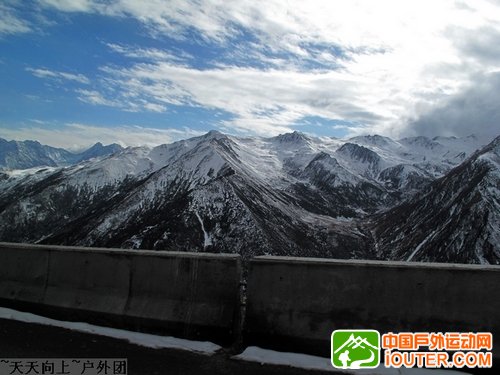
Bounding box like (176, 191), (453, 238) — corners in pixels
(70, 142), (123, 164)
(0, 130), (496, 264)
(371, 135), (500, 264)
(0, 138), (123, 170)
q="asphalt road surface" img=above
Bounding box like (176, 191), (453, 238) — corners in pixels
(0, 318), (337, 375)
(0, 318), (495, 375)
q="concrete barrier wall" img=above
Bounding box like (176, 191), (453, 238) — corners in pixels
(0, 245), (48, 304)
(0, 242), (241, 344)
(125, 252), (242, 340)
(244, 256), (500, 357)
(45, 249), (130, 315)
(1, 243), (499, 357)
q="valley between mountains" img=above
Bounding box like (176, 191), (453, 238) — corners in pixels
(1, 131), (498, 264)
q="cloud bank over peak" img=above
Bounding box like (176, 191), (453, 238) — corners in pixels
(0, 0), (499, 145)
(408, 72), (500, 141)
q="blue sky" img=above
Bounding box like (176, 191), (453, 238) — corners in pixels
(1, 0), (500, 149)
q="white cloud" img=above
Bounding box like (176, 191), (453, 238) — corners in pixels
(76, 89), (118, 106)
(27, 68), (90, 84)
(0, 3), (31, 35)
(86, 58), (456, 136)
(106, 43), (192, 63)
(39, 0), (96, 13)
(76, 88), (168, 113)
(408, 72), (500, 141)
(36, 0), (500, 137)
(0, 123), (205, 150)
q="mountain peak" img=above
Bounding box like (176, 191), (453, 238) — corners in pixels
(473, 134), (500, 163)
(198, 130), (228, 142)
(337, 142), (381, 164)
(432, 135), (457, 141)
(0, 131), (498, 264)
(0, 138), (123, 169)
(206, 129), (223, 136)
(76, 142), (123, 162)
(273, 131), (310, 144)
(399, 136), (442, 149)
(310, 151), (333, 162)
(373, 133), (500, 264)
(348, 134), (394, 147)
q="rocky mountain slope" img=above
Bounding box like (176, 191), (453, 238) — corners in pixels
(371, 135), (500, 264)
(0, 131), (497, 264)
(0, 138), (123, 169)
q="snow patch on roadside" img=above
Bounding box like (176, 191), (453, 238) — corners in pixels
(0, 307), (221, 355)
(232, 346), (336, 372)
(232, 346), (472, 374)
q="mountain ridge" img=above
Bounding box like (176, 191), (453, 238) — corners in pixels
(371, 135), (500, 264)
(0, 131), (497, 264)
(0, 138), (123, 170)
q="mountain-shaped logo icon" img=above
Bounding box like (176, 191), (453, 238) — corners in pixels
(331, 330), (380, 369)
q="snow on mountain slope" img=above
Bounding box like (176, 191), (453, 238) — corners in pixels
(371, 136), (500, 264)
(0, 138), (123, 170)
(335, 142), (385, 179)
(0, 139), (61, 169)
(0, 131), (496, 263)
(73, 142), (123, 163)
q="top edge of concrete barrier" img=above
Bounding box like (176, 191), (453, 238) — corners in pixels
(252, 255), (500, 271)
(0, 242), (241, 260)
